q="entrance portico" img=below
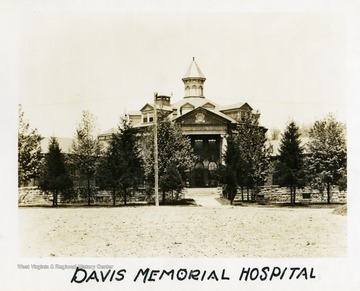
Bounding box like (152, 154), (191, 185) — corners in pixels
(174, 106), (234, 187)
(187, 134), (221, 187)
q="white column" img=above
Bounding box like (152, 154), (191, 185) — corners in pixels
(220, 134), (228, 165)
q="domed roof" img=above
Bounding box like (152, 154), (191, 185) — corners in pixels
(183, 57), (206, 79)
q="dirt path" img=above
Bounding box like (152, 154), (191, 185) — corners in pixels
(18, 205), (346, 258)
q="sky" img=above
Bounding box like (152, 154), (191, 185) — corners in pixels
(15, 1), (353, 139)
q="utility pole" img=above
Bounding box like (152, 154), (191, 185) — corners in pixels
(154, 92), (159, 206)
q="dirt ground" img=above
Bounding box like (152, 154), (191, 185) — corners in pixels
(18, 204), (346, 258)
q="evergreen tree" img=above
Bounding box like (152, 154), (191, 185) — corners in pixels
(223, 113), (272, 204)
(97, 117), (144, 206)
(274, 121), (305, 204)
(306, 114), (346, 203)
(70, 111), (102, 206)
(39, 137), (73, 206)
(144, 116), (195, 203)
(18, 104), (43, 187)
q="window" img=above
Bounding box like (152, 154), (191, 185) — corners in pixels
(302, 193), (311, 199)
(194, 161), (204, 169)
(194, 139), (203, 149)
(208, 162), (217, 171)
(185, 86), (190, 96)
(190, 85), (197, 96)
(208, 139), (216, 151)
(181, 103), (194, 115)
(203, 102), (215, 110)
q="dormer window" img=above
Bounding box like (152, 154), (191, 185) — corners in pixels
(180, 103), (195, 115)
(203, 102), (215, 110)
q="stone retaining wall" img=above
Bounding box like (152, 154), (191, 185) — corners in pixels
(18, 187), (52, 206)
(18, 187), (146, 206)
(19, 185), (347, 206)
(257, 186), (346, 204)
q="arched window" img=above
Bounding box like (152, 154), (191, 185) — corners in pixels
(208, 162), (217, 171)
(199, 86), (203, 96)
(185, 86), (190, 96)
(194, 161), (204, 169)
(190, 85), (197, 96)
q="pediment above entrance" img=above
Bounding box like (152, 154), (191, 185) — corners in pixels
(175, 107), (232, 126)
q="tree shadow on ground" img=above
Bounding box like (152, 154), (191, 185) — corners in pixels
(160, 198), (197, 206)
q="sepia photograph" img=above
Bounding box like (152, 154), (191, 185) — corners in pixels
(1, 0), (360, 290)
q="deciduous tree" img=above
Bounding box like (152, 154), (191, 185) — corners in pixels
(70, 111), (102, 205)
(306, 114), (346, 203)
(18, 104), (43, 187)
(159, 163), (184, 201)
(144, 116), (195, 203)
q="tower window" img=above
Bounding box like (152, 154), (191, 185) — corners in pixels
(185, 86), (190, 96)
(190, 85), (197, 96)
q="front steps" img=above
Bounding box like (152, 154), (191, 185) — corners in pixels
(185, 187), (226, 207)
